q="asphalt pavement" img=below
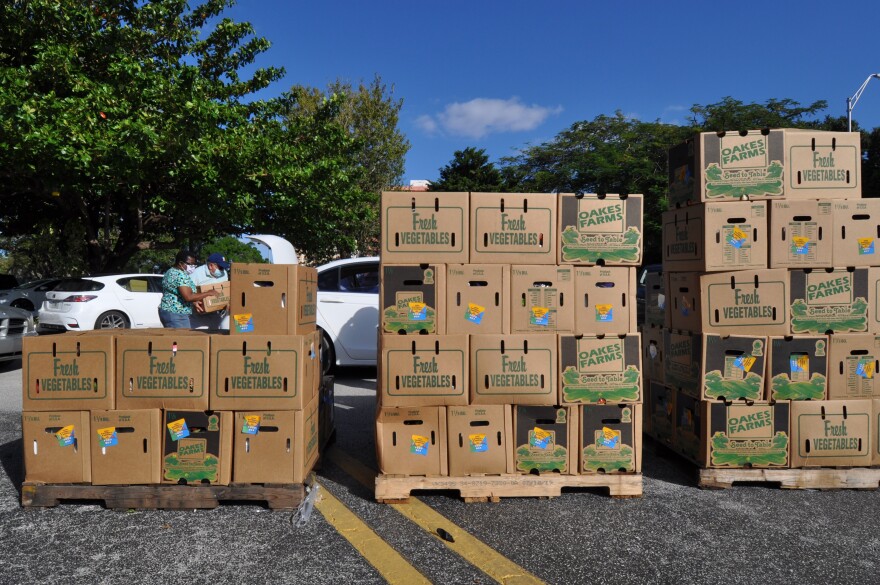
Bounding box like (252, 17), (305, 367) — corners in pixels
(0, 359), (878, 584)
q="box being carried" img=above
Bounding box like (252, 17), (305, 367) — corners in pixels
(381, 191), (469, 263)
(198, 281), (230, 313)
(558, 193), (643, 266)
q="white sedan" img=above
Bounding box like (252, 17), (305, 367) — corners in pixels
(38, 274), (164, 333)
(316, 257), (379, 373)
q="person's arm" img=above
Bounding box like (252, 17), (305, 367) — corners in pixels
(177, 286), (218, 303)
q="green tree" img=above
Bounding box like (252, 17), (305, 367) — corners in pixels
(687, 97), (832, 130)
(430, 147), (507, 192)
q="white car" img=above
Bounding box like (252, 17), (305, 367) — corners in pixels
(0, 305), (37, 363)
(0, 278), (64, 315)
(316, 257), (379, 373)
(38, 274), (164, 333)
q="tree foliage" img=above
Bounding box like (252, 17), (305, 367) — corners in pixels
(430, 147), (507, 192)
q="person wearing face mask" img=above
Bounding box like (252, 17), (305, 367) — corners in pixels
(189, 252), (231, 330)
(158, 250), (218, 329)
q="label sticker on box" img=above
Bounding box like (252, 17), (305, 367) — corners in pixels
(792, 236), (810, 255)
(166, 418), (190, 441)
(858, 238), (875, 255)
(233, 313), (254, 333)
(595, 304), (613, 322)
(410, 435), (430, 456)
(531, 427), (552, 450)
(727, 227), (748, 249)
(465, 303), (485, 324)
(657, 293), (666, 310)
(55, 425), (75, 447)
(599, 427), (621, 449)
(468, 434), (488, 453)
(530, 306), (550, 326)
(856, 358), (875, 379)
(680, 297), (691, 316)
(241, 415), (261, 434)
(408, 302), (427, 321)
(97, 427), (118, 448)
(733, 355), (756, 372)
(790, 354), (809, 374)
(649, 343), (658, 359)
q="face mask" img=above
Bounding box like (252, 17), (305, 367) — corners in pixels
(185, 264), (197, 275)
(210, 268), (223, 278)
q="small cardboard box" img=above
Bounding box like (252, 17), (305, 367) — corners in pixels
(559, 334), (642, 404)
(445, 264), (510, 334)
(640, 325), (665, 384)
(470, 192), (558, 264)
(232, 396), (320, 484)
(513, 406), (578, 475)
(91, 409), (162, 485)
(662, 201), (768, 272)
(790, 400), (872, 468)
(510, 265), (574, 334)
(470, 334), (557, 405)
(558, 193), (643, 266)
(381, 264), (446, 335)
(673, 391), (705, 466)
(766, 336), (829, 401)
(579, 404), (641, 473)
(22, 411), (91, 483)
(702, 401), (790, 469)
(381, 191), (469, 264)
(790, 268), (869, 335)
(210, 333), (320, 411)
(198, 281), (230, 313)
(666, 271), (702, 332)
(663, 329), (703, 398)
(573, 266), (636, 335)
(162, 410), (233, 485)
(115, 333), (210, 410)
(832, 199), (880, 267)
(229, 264), (317, 335)
(647, 382), (675, 446)
(784, 130), (861, 200)
(827, 334), (880, 399)
(768, 200), (834, 268)
(644, 269), (666, 329)
(700, 334), (767, 402)
(447, 405), (513, 476)
(22, 332), (115, 411)
(375, 406), (448, 476)
(379, 334), (468, 407)
(700, 269), (790, 335)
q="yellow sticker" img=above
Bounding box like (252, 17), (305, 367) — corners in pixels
(792, 236), (810, 248)
(468, 433), (488, 453)
(859, 238), (875, 255)
(737, 356), (757, 372)
(533, 427), (551, 441)
(792, 354), (809, 372)
(242, 414), (261, 434)
(599, 427), (621, 448)
(167, 418), (187, 435)
(732, 227), (747, 241)
(55, 425), (75, 446)
(409, 301), (426, 313)
(467, 303), (485, 317)
(411, 434), (430, 456)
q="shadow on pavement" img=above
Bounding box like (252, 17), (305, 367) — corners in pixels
(0, 359), (22, 374)
(640, 438), (698, 488)
(0, 438), (24, 496)
(332, 366), (377, 391)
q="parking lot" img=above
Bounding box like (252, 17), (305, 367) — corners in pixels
(0, 359), (878, 584)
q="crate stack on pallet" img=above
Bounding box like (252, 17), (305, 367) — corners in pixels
(375, 191), (645, 500)
(646, 128), (880, 476)
(21, 263), (325, 508)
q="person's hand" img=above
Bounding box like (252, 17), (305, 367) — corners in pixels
(194, 301), (206, 313)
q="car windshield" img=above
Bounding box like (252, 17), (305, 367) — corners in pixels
(52, 279), (105, 292)
(14, 279), (53, 290)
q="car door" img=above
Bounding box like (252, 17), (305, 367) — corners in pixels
(115, 276), (163, 327)
(317, 261), (379, 361)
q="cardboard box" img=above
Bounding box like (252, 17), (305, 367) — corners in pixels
(445, 264), (510, 334)
(662, 202), (768, 272)
(827, 334), (880, 399)
(790, 268), (869, 334)
(832, 199), (880, 267)
(232, 396), (320, 484)
(558, 193), (643, 266)
(375, 406), (448, 476)
(513, 406), (577, 474)
(470, 192), (557, 264)
(666, 271), (702, 332)
(640, 325), (665, 384)
(379, 334), (468, 407)
(470, 334), (557, 405)
(790, 400), (872, 467)
(700, 334), (767, 401)
(229, 264), (317, 335)
(644, 269), (666, 329)
(647, 382), (675, 446)
(768, 200), (834, 268)
(663, 329), (703, 398)
(510, 265), (574, 334)
(579, 404), (641, 473)
(381, 191), (469, 264)
(210, 333), (320, 411)
(874, 399), (880, 466)
(447, 405), (513, 476)
(115, 333), (210, 410)
(162, 410), (233, 485)
(22, 411), (91, 483)
(784, 130), (861, 200)
(673, 391), (705, 465)
(90, 409), (162, 485)
(700, 269), (790, 335)
(198, 281), (230, 313)
(702, 401), (790, 469)
(766, 336), (828, 401)
(559, 334), (642, 404)
(871, 268), (880, 335)
(574, 266), (637, 335)
(22, 332), (115, 411)
(381, 264), (446, 334)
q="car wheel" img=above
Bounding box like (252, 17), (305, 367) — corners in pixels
(319, 329), (335, 376)
(10, 299), (34, 312)
(95, 311), (130, 329)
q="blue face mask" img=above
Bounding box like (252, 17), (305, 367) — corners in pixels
(210, 268), (224, 278)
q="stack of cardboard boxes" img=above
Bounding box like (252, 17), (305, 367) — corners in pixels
(21, 263), (322, 487)
(376, 191), (644, 480)
(647, 128), (880, 469)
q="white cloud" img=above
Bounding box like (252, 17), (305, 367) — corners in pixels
(419, 98), (562, 139)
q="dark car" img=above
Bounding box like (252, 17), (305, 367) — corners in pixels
(0, 274), (18, 290)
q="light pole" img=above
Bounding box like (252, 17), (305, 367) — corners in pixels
(847, 73), (880, 132)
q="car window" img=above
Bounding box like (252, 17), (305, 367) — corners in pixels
(34, 280), (60, 292)
(339, 263), (379, 293)
(318, 268), (340, 292)
(54, 279), (104, 292)
(117, 277), (155, 293)
(148, 276), (163, 293)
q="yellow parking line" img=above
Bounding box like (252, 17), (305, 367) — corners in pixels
(327, 449), (546, 585)
(314, 483), (431, 585)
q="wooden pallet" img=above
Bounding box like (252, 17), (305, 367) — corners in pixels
(21, 480), (311, 511)
(698, 467), (880, 491)
(375, 473), (643, 503)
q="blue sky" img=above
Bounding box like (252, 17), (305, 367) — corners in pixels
(224, 0), (880, 184)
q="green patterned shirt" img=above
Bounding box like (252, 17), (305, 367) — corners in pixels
(160, 268), (196, 315)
